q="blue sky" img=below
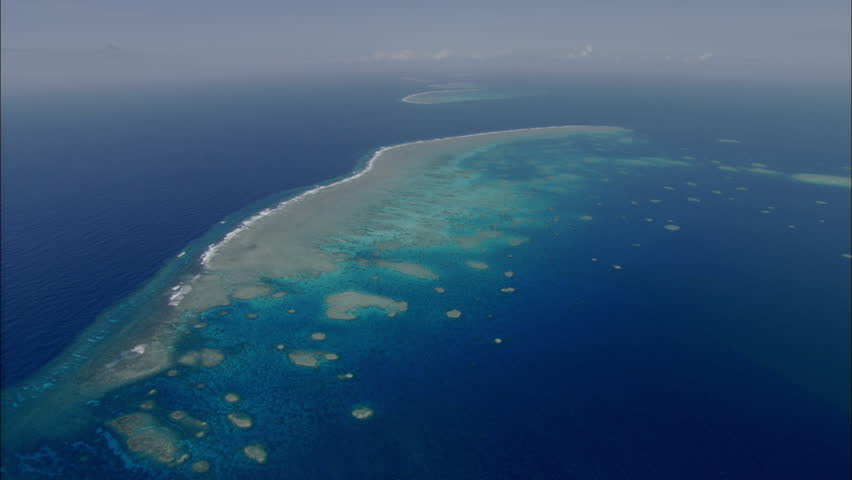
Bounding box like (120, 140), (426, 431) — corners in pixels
(2, 0), (849, 88)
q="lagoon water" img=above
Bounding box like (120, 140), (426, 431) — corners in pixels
(1, 75), (850, 479)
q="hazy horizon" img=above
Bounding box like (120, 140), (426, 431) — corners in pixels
(2, 0), (850, 91)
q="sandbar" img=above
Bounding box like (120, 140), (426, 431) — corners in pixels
(456, 230), (503, 249)
(227, 412), (253, 429)
(287, 350), (338, 367)
(168, 410), (210, 438)
(200, 348), (224, 368)
(177, 351), (200, 367)
(401, 88), (480, 104)
(464, 260), (489, 270)
(375, 260), (439, 280)
(232, 284), (270, 300)
(351, 406), (375, 420)
(325, 291), (408, 320)
(791, 173), (852, 188)
(243, 443), (268, 463)
(108, 413), (184, 466)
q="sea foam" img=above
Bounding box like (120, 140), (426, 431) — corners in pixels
(198, 144), (393, 268)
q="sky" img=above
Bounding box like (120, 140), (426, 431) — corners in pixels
(2, 0), (850, 89)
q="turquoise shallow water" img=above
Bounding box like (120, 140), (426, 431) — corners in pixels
(2, 77), (850, 479)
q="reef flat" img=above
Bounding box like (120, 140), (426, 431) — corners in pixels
(3, 124), (848, 477)
(1, 126), (618, 446)
(791, 173), (852, 188)
(401, 88), (528, 104)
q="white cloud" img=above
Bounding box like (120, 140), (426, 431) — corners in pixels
(370, 49), (417, 61)
(429, 49), (453, 60)
(563, 43), (593, 59)
(353, 49), (456, 63)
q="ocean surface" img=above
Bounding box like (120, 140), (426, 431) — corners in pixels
(1, 73), (849, 479)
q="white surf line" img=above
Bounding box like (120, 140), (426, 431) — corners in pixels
(198, 144), (391, 269)
(197, 125), (620, 270)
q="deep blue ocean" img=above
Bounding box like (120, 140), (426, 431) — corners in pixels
(1, 73), (849, 478)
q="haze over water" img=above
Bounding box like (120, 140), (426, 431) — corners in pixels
(1, 72), (849, 478)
